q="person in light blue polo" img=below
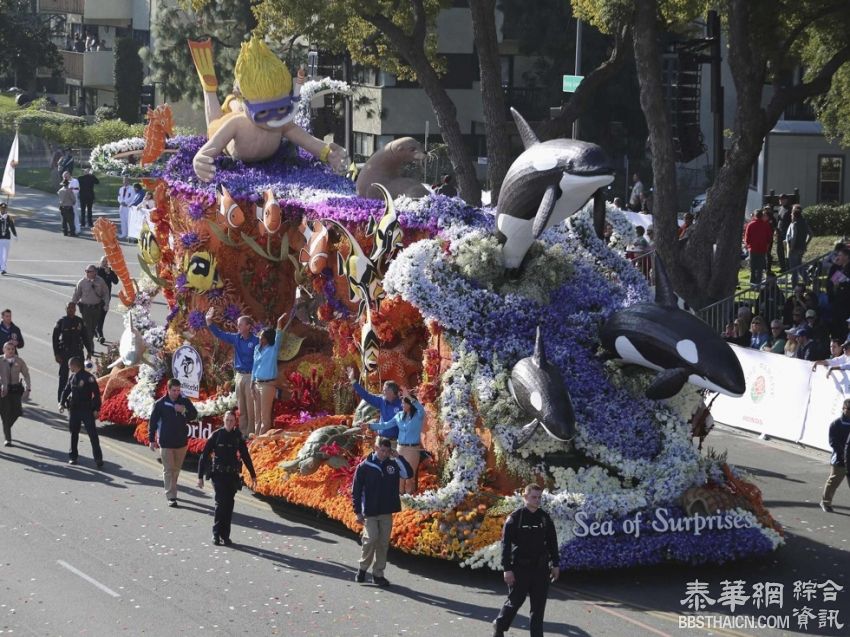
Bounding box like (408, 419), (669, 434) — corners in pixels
(252, 313), (287, 437)
(346, 367), (401, 443)
(206, 309), (259, 437)
(369, 389), (424, 494)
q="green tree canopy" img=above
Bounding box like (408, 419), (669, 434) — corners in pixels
(0, 0), (61, 89)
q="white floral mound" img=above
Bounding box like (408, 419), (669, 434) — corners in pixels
(384, 199), (783, 571)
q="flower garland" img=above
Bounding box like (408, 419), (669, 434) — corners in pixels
(293, 78), (353, 133)
(90, 137), (179, 177)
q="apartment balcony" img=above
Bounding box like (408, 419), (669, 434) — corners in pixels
(60, 50), (114, 89)
(38, 0), (132, 24)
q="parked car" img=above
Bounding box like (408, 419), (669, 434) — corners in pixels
(690, 186), (763, 216)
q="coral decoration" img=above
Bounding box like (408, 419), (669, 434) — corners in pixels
(721, 464), (784, 535)
(92, 218), (136, 306)
(99, 386), (137, 426)
(371, 297), (423, 342)
(142, 104), (174, 166)
(281, 369), (324, 413)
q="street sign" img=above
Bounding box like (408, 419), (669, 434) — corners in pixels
(562, 74), (584, 92)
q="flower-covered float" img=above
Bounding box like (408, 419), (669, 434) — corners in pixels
(91, 41), (782, 571)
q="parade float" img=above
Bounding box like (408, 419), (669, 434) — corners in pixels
(90, 36), (783, 572)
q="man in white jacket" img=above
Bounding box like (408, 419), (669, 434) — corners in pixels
(61, 171), (81, 234)
(117, 176), (134, 239)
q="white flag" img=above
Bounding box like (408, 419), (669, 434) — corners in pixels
(1, 132), (18, 197)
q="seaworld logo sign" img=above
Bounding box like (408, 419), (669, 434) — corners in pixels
(574, 508), (755, 539)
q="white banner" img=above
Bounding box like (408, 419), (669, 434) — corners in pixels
(710, 345), (811, 442)
(798, 369), (850, 451)
(1, 132), (18, 197)
(171, 344), (203, 399)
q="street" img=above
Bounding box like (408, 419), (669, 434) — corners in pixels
(0, 187), (848, 637)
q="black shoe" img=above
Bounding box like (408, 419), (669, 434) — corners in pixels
(0, 270), (5, 275)
(355, 569), (366, 583)
(98, 336), (106, 345)
(68, 458), (77, 465)
(821, 502), (834, 513)
(3, 440), (11, 447)
(213, 536), (222, 546)
(492, 620), (505, 637)
(168, 499), (178, 507)
(222, 538), (233, 546)
(69, 233), (77, 237)
(372, 575), (390, 588)
(96, 460), (104, 469)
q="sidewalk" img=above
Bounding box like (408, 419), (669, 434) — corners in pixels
(7, 185), (119, 219)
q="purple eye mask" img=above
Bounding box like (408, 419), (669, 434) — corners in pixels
(245, 94), (301, 125)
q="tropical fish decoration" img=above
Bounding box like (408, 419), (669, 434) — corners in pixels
(366, 183), (403, 272)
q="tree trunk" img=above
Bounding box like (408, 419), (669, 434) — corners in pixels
(631, 1), (682, 282)
(469, 0), (510, 204)
(360, 9), (482, 206)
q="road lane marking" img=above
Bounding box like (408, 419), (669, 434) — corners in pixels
(57, 560), (121, 598)
(580, 600), (673, 637)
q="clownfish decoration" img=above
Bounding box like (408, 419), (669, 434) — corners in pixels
(242, 189), (290, 262)
(298, 217), (329, 275)
(324, 218), (383, 319)
(183, 250), (221, 293)
(208, 183), (247, 247)
(366, 183), (403, 272)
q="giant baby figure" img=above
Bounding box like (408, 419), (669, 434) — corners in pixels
(189, 37), (348, 182)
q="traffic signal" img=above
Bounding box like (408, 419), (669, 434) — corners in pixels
(670, 54), (705, 163)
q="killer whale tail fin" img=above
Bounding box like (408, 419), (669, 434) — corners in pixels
(510, 108), (540, 150)
(533, 324), (547, 367)
(653, 255), (678, 308)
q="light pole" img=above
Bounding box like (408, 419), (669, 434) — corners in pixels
(572, 18), (582, 140)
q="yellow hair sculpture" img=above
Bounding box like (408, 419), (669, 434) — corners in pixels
(235, 38), (292, 102)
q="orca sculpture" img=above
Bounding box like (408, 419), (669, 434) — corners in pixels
(507, 326), (576, 449)
(496, 108), (615, 269)
(600, 257), (746, 399)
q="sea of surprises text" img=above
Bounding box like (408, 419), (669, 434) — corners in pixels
(573, 507), (754, 539)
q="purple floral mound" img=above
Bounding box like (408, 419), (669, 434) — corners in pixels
(158, 136), (490, 232)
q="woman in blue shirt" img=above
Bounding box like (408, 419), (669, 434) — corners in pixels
(370, 389), (424, 494)
(252, 313), (287, 436)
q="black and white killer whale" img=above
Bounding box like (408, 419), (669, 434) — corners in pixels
(507, 326), (576, 448)
(496, 108), (616, 269)
(600, 257), (746, 399)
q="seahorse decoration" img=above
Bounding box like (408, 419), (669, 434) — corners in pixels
(141, 104), (174, 166)
(93, 218), (136, 306)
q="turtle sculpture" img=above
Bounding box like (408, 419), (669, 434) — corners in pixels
(280, 425), (362, 475)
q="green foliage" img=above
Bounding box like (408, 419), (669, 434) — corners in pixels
(0, 0), (61, 87)
(94, 105), (118, 122)
(144, 0), (258, 109)
(252, 0), (444, 81)
(0, 108), (85, 136)
(803, 204), (850, 236)
(114, 38), (144, 124)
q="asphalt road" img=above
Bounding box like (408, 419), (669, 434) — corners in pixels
(1, 187), (849, 636)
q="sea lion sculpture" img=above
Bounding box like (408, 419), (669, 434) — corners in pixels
(356, 137), (428, 200)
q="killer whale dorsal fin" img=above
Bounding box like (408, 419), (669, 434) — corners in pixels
(653, 254), (678, 308)
(533, 325), (547, 367)
(511, 108), (540, 150)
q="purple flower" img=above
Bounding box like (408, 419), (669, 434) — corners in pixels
(175, 273), (189, 293)
(206, 287), (224, 300)
(187, 201), (206, 220)
(187, 310), (206, 331)
(165, 305), (179, 324)
(223, 303), (241, 322)
(180, 232), (201, 248)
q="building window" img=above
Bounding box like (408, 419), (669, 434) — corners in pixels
(353, 132), (374, 162)
(817, 155), (844, 203)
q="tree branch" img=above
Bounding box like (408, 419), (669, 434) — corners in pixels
(410, 0), (427, 47)
(358, 11), (416, 60)
(536, 22), (632, 140)
(765, 43), (850, 123)
(778, 1), (849, 59)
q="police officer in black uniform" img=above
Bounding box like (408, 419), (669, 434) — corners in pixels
(59, 356), (103, 467)
(53, 302), (91, 404)
(197, 410), (257, 546)
(493, 484), (560, 637)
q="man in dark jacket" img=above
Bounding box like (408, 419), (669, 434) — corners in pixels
(821, 399), (850, 512)
(53, 302), (91, 403)
(351, 437), (413, 587)
(149, 378), (198, 507)
(59, 356), (103, 467)
(76, 168), (99, 228)
(0, 309), (24, 350)
(493, 484), (560, 637)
